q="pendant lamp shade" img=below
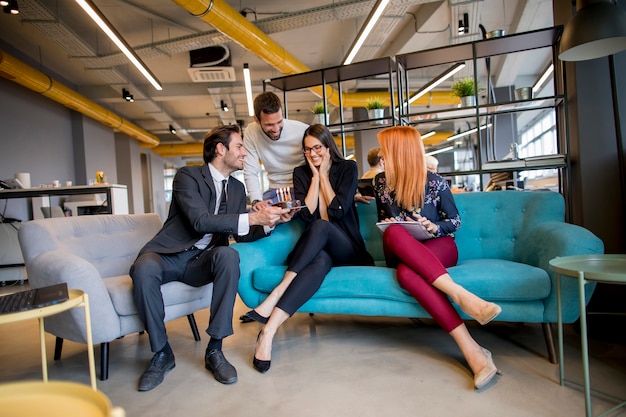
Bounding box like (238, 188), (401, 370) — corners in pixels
(559, 0), (626, 61)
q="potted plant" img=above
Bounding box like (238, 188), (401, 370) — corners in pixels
(365, 96), (386, 125)
(311, 102), (329, 125)
(451, 77), (477, 107)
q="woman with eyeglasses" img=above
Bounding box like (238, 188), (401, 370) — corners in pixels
(374, 126), (501, 390)
(244, 124), (374, 373)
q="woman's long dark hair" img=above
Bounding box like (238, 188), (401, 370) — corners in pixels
(302, 124), (344, 163)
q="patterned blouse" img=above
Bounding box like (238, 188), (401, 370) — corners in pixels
(373, 171), (461, 237)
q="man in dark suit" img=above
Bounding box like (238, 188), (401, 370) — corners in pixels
(130, 124), (292, 391)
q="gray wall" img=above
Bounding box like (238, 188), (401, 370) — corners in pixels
(0, 75), (167, 222)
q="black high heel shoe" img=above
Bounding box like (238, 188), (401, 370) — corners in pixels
(253, 331), (271, 373)
(245, 309), (269, 325)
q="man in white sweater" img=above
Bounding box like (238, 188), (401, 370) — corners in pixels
(243, 92), (308, 209)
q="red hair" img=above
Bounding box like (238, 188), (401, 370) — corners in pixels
(378, 126), (426, 210)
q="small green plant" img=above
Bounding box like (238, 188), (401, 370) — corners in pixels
(311, 102), (327, 114)
(451, 77), (476, 97)
(364, 96), (386, 110)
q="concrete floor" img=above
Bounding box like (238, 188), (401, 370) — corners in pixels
(0, 282), (624, 417)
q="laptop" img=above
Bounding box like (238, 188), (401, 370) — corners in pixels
(0, 282), (69, 314)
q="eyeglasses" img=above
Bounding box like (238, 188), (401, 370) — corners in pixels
(303, 144), (324, 154)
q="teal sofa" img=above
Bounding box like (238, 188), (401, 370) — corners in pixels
(233, 191), (604, 362)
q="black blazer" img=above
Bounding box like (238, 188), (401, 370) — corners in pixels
(140, 164), (267, 255)
(293, 159), (373, 264)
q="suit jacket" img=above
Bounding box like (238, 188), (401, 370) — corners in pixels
(139, 164), (268, 255)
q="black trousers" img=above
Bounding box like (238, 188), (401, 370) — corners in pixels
(276, 220), (362, 315)
(130, 246), (240, 352)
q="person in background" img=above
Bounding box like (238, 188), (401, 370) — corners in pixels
(243, 124), (374, 373)
(243, 92), (308, 209)
(425, 154), (439, 173)
(130, 125), (293, 391)
(361, 147), (385, 179)
(373, 126), (502, 390)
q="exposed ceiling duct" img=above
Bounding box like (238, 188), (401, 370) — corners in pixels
(0, 50), (159, 147)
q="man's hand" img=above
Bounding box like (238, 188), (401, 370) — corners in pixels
(249, 205), (289, 228)
(251, 199), (271, 212)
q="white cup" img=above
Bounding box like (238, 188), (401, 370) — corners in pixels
(15, 173), (31, 188)
(52, 180), (60, 187)
(65, 181), (73, 187)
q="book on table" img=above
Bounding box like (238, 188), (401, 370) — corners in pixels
(375, 221), (434, 241)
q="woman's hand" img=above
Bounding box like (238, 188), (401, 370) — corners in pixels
(319, 151), (331, 177)
(305, 153), (319, 179)
(415, 214), (438, 234)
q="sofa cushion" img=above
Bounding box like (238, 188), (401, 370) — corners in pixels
(448, 259), (550, 301)
(104, 275), (214, 317)
(251, 259), (550, 304)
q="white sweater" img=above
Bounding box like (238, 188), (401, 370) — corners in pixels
(243, 119), (308, 201)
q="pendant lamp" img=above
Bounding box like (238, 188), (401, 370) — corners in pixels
(559, 0), (626, 61)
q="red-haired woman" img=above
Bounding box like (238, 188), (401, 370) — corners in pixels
(374, 126), (501, 390)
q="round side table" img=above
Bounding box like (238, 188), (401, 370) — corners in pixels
(0, 381), (124, 417)
(550, 254), (626, 417)
(0, 289), (96, 389)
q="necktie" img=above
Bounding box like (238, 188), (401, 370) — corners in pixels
(218, 179), (227, 214)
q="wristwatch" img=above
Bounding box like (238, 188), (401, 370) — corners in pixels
(251, 199), (262, 206)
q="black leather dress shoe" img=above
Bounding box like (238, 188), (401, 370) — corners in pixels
(205, 349), (237, 384)
(138, 351), (175, 392)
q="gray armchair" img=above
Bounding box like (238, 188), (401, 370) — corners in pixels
(18, 214), (213, 380)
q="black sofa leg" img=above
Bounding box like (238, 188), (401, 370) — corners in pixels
(187, 314), (201, 341)
(542, 322), (558, 364)
(100, 342), (109, 381)
(53, 337), (63, 360)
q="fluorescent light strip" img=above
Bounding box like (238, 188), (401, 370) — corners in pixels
(409, 62), (466, 104)
(75, 0), (162, 91)
(426, 146), (454, 156)
(343, 0), (390, 65)
(446, 123), (492, 141)
(532, 64), (553, 95)
(420, 131), (436, 140)
(243, 64), (254, 117)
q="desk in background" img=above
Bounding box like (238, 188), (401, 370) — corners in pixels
(0, 184), (128, 219)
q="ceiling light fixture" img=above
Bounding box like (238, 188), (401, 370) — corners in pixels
(3, 0), (18, 14)
(342, 0), (390, 65)
(409, 63), (466, 104)
(169, 124), (176, 135)
(458, 12), (469, 35)
(426, 146), (454, 156)
(75, 0), (162, 90)
(532, 64), (554, 95)
(122, 88), (134, 102)
(221, 100), (229, 112)
(446, 123), (492, 141)
(559, 0), (626, 61)
(243, 63), (254, 117)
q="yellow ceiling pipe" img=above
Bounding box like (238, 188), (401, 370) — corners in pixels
(153, 135), (356, 158)
(152, 142), (204, 157)
(172, 0), (334, 103)
(0, 50), (159, 147)
(176, 0), (437, 108)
